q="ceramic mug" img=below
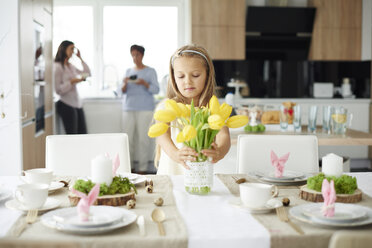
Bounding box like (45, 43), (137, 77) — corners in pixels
(15, 183), (49, 209)
(20, 168), (53, 186)
(239, 183), (279, 208)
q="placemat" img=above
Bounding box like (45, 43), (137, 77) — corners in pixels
(3, 175), (188, 248)
(217, 173), (372, 248)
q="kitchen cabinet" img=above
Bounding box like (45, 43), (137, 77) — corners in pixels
(23, 115), (53, 170)
(191, 0), (245, 60)
(20, 0), (53, 170)
(308, 0), (362, 60)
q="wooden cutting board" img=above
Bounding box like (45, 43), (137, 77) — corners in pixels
(68, 191), (135, 206)
(299, 185), (362, 203)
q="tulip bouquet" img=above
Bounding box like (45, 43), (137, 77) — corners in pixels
(148, 95), (248, 162)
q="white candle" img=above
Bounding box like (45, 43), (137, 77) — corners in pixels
(91, 155), (113, 185)
(322, 153), (343, 177)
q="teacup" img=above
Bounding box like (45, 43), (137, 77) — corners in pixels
(20, 168), (53, 186)
(239, 183), (278, 208)
(15, 183), (49, 209)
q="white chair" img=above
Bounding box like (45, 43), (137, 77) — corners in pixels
(46, 133), (131, 176)
(237, 135), (319, 174)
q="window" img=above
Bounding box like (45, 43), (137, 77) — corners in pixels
(53, 0), (188, 98)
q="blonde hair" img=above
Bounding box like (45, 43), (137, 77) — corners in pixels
(167, 44), (216, 107)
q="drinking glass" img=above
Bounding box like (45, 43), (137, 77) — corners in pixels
(279, 105), (288, 132)
(307, 105), (318, 133)
(331, 107), (352, 135)
(322, 106), (333, 134)
(293, 105), (301, 132)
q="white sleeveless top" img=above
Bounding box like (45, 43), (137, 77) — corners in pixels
(156, 99), (185, 175)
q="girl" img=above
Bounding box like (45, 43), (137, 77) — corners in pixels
(156, 45), (231, 175)
(54, 40), (91, 134)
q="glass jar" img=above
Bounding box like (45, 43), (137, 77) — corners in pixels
(184, 160), (213, 195)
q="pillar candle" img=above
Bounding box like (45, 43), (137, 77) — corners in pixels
(91, 155), (113, 186)
(322, 153), (343, 177)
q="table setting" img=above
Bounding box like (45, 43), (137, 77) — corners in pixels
(0, 153), (188, 248)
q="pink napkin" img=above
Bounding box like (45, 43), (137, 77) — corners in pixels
(71, 184), (100, 221)
(321, 179), (336, 217)
(105, 153), (120, 177)
(270, 150), (290, 178)
(112, 154), (120, 176)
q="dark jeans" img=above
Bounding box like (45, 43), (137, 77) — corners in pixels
(56, 100), (87, 134)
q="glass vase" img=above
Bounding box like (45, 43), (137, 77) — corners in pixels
(184, 160), (213, 195)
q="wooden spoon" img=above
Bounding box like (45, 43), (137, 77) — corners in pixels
(151, 208), (166, 236)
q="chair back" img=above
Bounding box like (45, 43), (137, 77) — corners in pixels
(237, 135), (319, 174)
(46, 133), (131, 176)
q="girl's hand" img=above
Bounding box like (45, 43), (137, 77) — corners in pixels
(201, 142), (223, 163)
(175, 146), (198, 170)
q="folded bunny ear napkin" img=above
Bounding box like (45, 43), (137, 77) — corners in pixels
(270, 150), (290, 178)
(321, 179), (336, 217)
(71, 184), (100, 221)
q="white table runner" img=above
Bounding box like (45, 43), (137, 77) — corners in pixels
(171, 175), (270, 248)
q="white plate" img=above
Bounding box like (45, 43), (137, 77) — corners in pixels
(229, 197), (282, 214)
(131, 175), (147, 185)
(302, 203), (367, 223)
(264, 171), (305, 181)
(49, 181), (65, 193)
(51, 206), (124, 227)
(41, 207), (137, 234)
(248, 171), (309, 185)
(290, 203), (372, 227)
(118, 173), (139, 181)
(5, 197), (61, 212)
(0, 189), (12, 202)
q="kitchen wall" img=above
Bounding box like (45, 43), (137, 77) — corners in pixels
(0, 1), (22, 176)
(213, 60), (371, 98)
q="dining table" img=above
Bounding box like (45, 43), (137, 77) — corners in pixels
(0, 172), (372, 248)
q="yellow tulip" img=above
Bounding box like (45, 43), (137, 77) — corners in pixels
(165, 99), (182, 117)
(176, 132), (186, 143)
(148, 123), (169, 138)
(209, 95), (220, 115)
(226, 115), (249, 128)
(182, 125), (197, 141)
(219, 103), (232, 121)
(177, 102), (190, 117)
(208, 114), (225, 130)
(154, 109), (177, 123)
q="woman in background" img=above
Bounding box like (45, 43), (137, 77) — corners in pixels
(120, 45), (159, 173)
(54, 40), (91, 134)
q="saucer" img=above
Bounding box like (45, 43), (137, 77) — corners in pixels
(229, 197), (282, 214)
(5, 197), (61, 212)
(49, 182), (65, 193)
